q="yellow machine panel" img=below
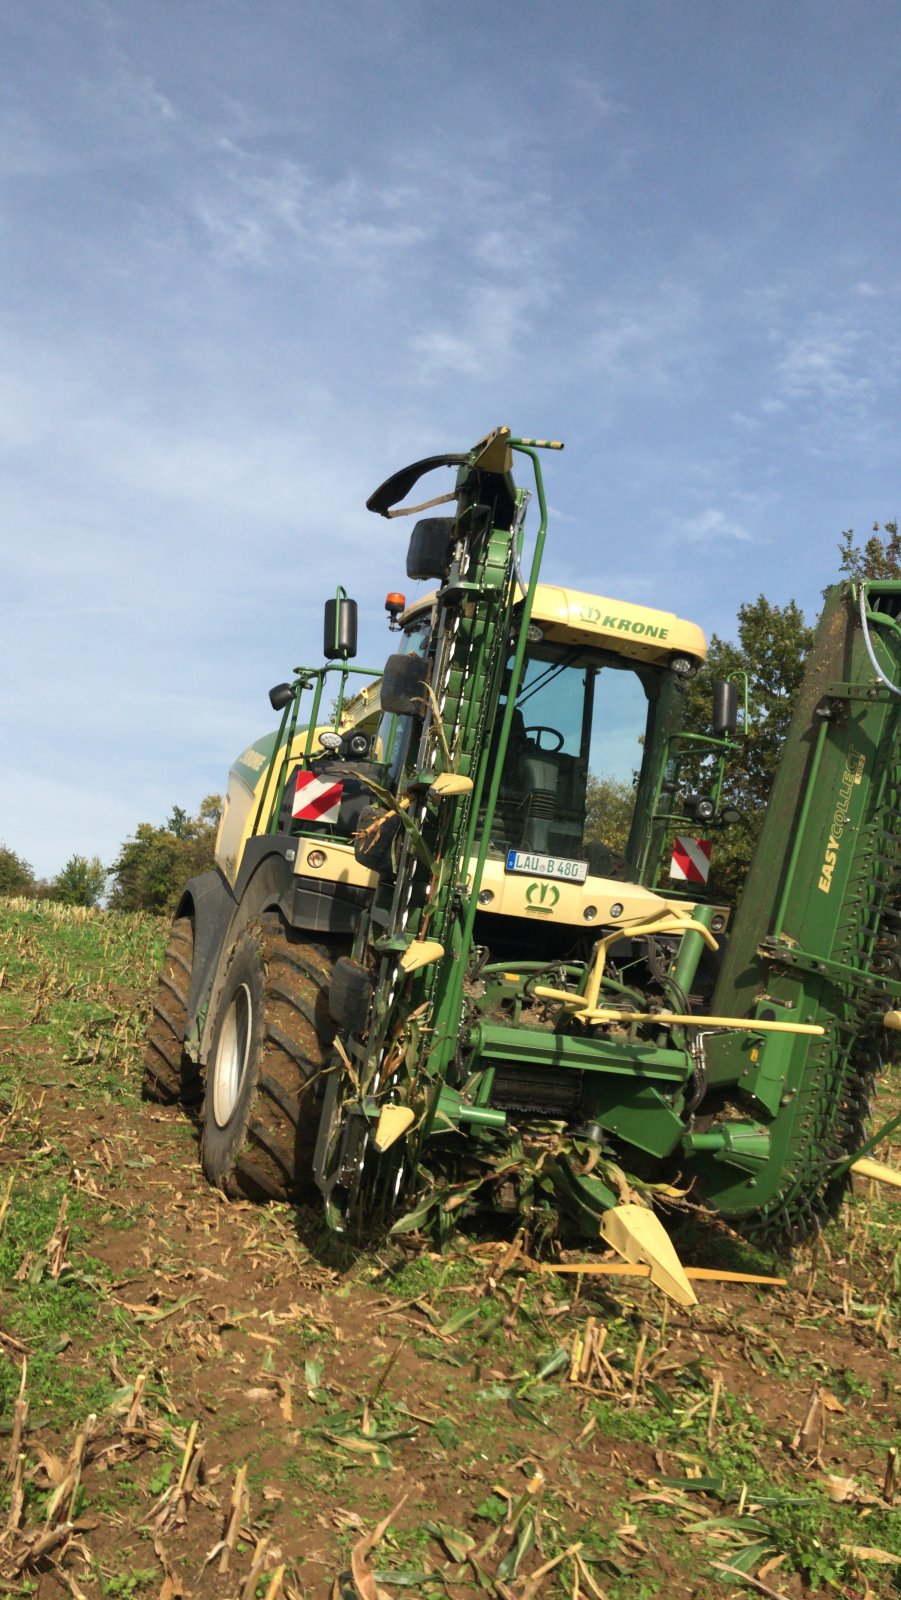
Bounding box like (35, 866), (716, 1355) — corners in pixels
(402, 584), (707, 667)
(532, 585), (706, 666)
(473, 859), (705, 928)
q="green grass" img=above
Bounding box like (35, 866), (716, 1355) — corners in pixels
(3, 897), (901, 1597)
(0, 899), (162, 1105)
(0, 900), (167, 1554)
(0, 1177), (138, 1425)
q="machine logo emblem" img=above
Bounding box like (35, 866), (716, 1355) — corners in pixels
(526, 880), (559, 911)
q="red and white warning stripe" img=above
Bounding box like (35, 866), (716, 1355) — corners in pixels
(670, 836), (712, 883)
(291, 771), (344, 824)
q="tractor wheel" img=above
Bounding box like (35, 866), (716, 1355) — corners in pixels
(142, 917), (203, 1105)
(200, 918), (338, 1202)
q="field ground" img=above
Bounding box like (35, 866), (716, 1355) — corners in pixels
(1, 901), (901, 1599)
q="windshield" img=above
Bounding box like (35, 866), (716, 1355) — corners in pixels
(486, 648), (653, 874)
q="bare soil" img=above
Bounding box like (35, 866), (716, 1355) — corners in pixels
(3, 952), (901, 1600)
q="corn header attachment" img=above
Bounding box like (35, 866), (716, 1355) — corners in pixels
(689, 581), (901, 1242)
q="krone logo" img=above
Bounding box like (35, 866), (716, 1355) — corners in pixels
(526, 880), (559, 909)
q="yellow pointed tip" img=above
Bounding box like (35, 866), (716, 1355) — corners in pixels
(600, 1204), (697, 1307)
(852, 1156), (901, 1190)
(430, 773), (474, 796)
(398, 938), (445, 974)
(372, 1105), (416, 1153)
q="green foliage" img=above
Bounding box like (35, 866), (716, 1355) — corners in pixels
(0, 1178), (122, 1425)
(837, 520), (901, 582)
(0, 898), (162, 1108)
(584, 774), (633, 854)
(0, 843), (37, 898)
(147, 1461), (173, 1496)
(50, 852), (106, 907)
(100, 1572), (159, 1599)
(681, 596), (815, 898)
(106, 794), (223, 913)
(675, 525), (900, 902)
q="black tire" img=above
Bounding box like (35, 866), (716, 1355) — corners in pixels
(142, 917), (203, 1105)
(200, 919), (338, 1202)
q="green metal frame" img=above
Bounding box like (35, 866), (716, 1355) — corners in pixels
(308, 434), (901, 1247)
(691, 580), (901, 1231)
(249, 655), (382, 841)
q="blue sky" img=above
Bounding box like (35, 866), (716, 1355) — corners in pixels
(3, 0), (901, 879)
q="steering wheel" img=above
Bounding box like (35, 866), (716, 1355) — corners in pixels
(524, 725), (565, 753)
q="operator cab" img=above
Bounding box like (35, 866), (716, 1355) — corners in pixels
(383, 585), (706, 891)
(487, 643), (654, 879)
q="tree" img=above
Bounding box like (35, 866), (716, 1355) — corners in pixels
(680, 596), (815, 899)
(51, 854), (107, 908)
(107, 796), (223, 914)
(674, 525), (901, 902)
(584, 774), (634, 854)
(837, 521), (901, 582)
(0, 845), (37, 898)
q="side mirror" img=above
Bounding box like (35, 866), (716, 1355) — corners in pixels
(323, 596), (358, 660)
(380, 652), (429, 716)
(269, 682), (294, 711)
(406, 517), (457, 581)
(712, 679), (739, 736)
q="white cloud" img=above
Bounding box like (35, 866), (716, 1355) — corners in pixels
(581, 279), (704, 392)
(412, 282), (548, 379)
(566, 70), (618, 122)
(193, 155), (429, 275)
(78, 65), (179, 127)
(677, 508), (753, 544)
(773, 313), (873, 404)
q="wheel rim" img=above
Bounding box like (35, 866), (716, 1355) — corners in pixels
(212, 983), (253, 1127)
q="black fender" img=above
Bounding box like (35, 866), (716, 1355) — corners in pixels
(175, 845), (295, 1063)
(199, 845), (296, 1062)
(174, 871), (236, 1050)
(177, 835), (372, 1064)
(240, 829), (374, 936)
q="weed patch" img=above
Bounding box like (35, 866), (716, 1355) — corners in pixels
(1, 902), (901, 1596)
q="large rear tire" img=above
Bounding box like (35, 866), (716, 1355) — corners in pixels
(143, 917), (203, 1105)
(200, 918), (338, 1201)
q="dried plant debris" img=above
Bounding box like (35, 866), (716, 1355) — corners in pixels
(2, 900), (901, 1596)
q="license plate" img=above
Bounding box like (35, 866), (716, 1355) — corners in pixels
(505, 850), (588, 884)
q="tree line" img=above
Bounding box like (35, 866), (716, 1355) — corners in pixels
(0, 794), (222, 912)
(2, 524), (897, 915)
